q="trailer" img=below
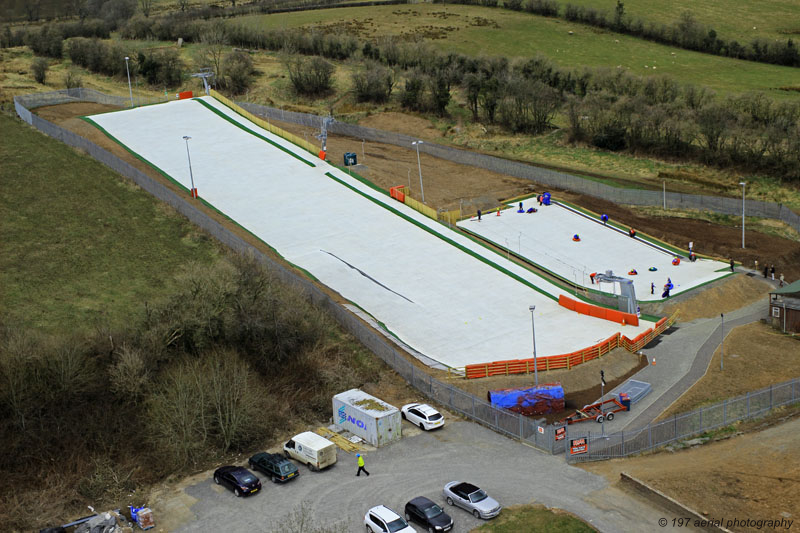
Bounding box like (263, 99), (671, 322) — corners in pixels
(560, 394), (631, 425)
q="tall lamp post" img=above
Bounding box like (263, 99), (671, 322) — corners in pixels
(529, 305), (538, 387)
(412, 140), (425, 203)
(183, 136), (197, 198)
(739, 181), (746, 248)
(124, 56), (133, 108)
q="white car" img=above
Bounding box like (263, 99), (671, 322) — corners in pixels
(401, 403), (445, 431)
(364, 505), (415, 533)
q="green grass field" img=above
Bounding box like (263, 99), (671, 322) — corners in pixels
(240, 4), (800, 98)
(0, 112), (219, 333)
(560, 0), (799, 42)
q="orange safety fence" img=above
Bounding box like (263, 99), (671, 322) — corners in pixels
(178, 90), (193, 100)
(558, 294), (639, 326)
(464, 333), (620, 379)
(390, 185), (406, 202)
(462, 311), (678, 379)
(620, 311), (678, 352)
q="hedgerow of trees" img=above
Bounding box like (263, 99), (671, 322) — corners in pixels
(5, 6), (800, 180)
(0, 254), (382, 530)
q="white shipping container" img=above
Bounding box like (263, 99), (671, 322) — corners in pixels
(332, 389), (402, 447)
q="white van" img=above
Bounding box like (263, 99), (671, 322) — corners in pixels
(283, 431), (337, 471)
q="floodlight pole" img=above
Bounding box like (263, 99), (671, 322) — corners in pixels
(124, 56), (133, 108)
(662, 180), (666, 209)
(183, 135), (196, 198)
(529, 305), (538, 387)
(412, 140), (425, 203)
(739, 182), (746, 248)
(720, 313), (724, 371)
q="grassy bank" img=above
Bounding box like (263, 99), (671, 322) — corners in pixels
(0, 112), (219, 333)
(239, 4), (800, 98)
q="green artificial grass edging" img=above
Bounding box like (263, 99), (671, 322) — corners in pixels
(332, 164), (392, 197)
(209, 95), (319, 157)
(207, 93), (320, 159)
(555, 197), (691, 257)
(192, 98), (317, 168)
(457, 224), (610, 302)
(324, 171), (559, 302)
(79, 114), (320, 283)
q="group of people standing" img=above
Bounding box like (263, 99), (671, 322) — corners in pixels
(760, 262), (785, 287)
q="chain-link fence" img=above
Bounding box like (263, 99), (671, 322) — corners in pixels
(239, 102), (800, 234)
(13, 90), (559, 454)
(14, 90), (799, 461)
(566, 377), (800, 463)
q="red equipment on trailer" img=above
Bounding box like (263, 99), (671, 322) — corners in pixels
(560, 394), (631, 425)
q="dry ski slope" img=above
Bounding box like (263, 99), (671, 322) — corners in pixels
(86, 96), (653, 369)
(458, 202), (729, 302)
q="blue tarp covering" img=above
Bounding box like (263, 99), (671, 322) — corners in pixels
(488, 383), (565, 416)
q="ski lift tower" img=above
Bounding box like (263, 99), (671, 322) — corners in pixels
(191, 68), (215, 95)
(317, 116), (335, 153)
(593, 270), (638, 315)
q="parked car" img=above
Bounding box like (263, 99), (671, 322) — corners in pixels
(283, 431), (338, 471)
(442, 481), (501, 519)
(404, 496), (454, 532)
(364, 505), (415, 533)
(213, 466), (261, 497)
(248, 452), (299, 483)
(401, 403), (445, 431)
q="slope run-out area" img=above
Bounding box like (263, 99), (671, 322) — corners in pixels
(86, 96), (653, 368)
(458, 202), (729, 301)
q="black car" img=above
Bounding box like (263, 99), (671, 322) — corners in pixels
(248, 452), (300, 483)
(405, 496), (454, 532)
(213, 466), (261, 497)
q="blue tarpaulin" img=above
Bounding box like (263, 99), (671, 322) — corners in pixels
(488, 383), (565, 416)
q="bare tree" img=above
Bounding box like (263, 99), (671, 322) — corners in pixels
(199, 22), (227, 82)
(178, 0), (190, 12)
(25, 0), (42, 22)
(140, 0), (153, 17)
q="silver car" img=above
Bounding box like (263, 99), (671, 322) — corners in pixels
(442, 481), (501, 519)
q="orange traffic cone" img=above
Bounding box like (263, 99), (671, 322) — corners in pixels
(651, 357), (656, 365)
(497, 207), (501, 216)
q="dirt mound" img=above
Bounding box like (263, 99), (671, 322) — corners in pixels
(653, 274), (773, 323)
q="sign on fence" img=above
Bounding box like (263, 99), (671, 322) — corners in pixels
(555, 426), (566, 441)
(570, 438), (588, 455)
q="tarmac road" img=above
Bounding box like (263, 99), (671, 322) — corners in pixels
(167, 419), (695, 533)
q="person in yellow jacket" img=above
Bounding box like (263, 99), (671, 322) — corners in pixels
(356, 454), (370, 477)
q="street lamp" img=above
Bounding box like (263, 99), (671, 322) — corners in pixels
(529, 305), (538, 387)
(183, 135), (197, 198)
(739, 182), (746, 248)
(720, 313), (725, 371)
(124, 56), (133, 108)
(412, 140), (425, 203)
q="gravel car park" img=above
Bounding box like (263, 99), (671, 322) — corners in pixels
(167, 420), (676, 532)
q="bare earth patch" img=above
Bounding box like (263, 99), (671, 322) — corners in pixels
(659, 321), (800, 418)
(656, 273), (774, 323)
(582, 410), (800, 531)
